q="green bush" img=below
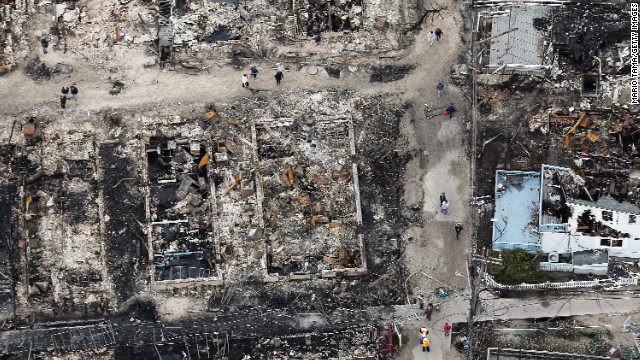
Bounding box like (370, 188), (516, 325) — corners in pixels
(491, 249), (549, 285)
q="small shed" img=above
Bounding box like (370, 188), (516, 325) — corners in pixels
(572, 249), (608, 276)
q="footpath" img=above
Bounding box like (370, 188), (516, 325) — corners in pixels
(392, 293), (640, 359)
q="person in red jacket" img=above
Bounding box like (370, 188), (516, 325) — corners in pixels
(443, 323), (452, 336)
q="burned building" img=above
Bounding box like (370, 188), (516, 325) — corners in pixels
(0, 83), (412, 358)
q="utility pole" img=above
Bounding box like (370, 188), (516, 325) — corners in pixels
(468, 0), (479, 357)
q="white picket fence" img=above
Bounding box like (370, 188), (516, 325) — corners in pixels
(539, 262), (574, 272)
(485, 274), (639, 290)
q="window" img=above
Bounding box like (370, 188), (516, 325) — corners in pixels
(630, 215), (637, 224)
(602, 211), (613, 221)
(601, 239), (623, 247)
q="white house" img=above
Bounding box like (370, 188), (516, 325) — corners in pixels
(540, 195), (640, 260)
(494, 164), (640, 274)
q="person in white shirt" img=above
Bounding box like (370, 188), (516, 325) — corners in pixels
(427, 31), (436, 46)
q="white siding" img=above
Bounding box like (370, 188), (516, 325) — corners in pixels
(540, 203), (640, 259)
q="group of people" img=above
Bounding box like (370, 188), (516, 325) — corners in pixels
(440, 192), (449, 215)
(428, 28), (459, 120)
(60, 85), (79, 109)
(419, 327), (431, 352)
(435, 82), (457, 118)
(242, 62), (285, 88)
(418, 323), (452, 352)
(441, 192), (465, 238)
(426, 28), (443, 46)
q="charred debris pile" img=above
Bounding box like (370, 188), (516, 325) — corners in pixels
(0, 0), (400, 72)
(474, 3), (637, 202)
(0, 90), (411, 358)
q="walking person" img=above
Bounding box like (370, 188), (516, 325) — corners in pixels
(41, 38), (49, 54)
(441, 200), (449, 215)
(61, 86), (70, 99)
(421, 337), (431, 352)
(250, 66), (258, 78)
(440, 192), (447, 206)
(445, 103), (456, 119)
(443, 323), (452, 336)
(60, 95), (66, 109)
(277, 62), (285, 74)
(437, 82), (444, 97)
(419, 327), (429, 341)
(242, 74), (249, 88)
(425, 304), (433, 321)
(427, 31), (435, 46)
(455, 223), (463, 239)
(435, 28), (443, 41)
(275, 71), (283, 85)
(70, 85), (78, 101)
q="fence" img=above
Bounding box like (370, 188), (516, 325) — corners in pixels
(484, 273), (640, 290)
(539, 262), (573, 272)
(492, 242), (542, 252)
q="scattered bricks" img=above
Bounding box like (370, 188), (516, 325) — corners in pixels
(247, 228), (262, 240)
(214, 152), (228, 165)
(240, 180), (254, 197)
(176, 176), (192, 200)
(216, 140), (227, 153)
(190, 142), (201, 155)
(282, 168), (293, 186)
(225, 140), (234, 153)
(23, 123), (36, 140)
(321, 270), (337, 278)
(374, 16), (387, 28)
(205, 110), (221, 122)
(338, 249), (351, 266)
(311, 215), (329, 227)
(289, 274), (312, 280)
(197, 153), (209, 168)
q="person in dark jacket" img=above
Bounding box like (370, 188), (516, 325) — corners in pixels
(425, 304), (433, 321)
(41, 38), (49, 54)
(445, 103), (456, 119)
(250, 66), (258, 78)
(435, 28), (443, 41)
(60, 95), (66, 109)
(275, 71), (283, 85)
(61, 86), (70, 99)
(455, 223), (463, 239)
(70, 86), (78, 101)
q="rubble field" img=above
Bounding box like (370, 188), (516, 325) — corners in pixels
(0, 87), (415, 358)
(0, 0), (469, 355)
